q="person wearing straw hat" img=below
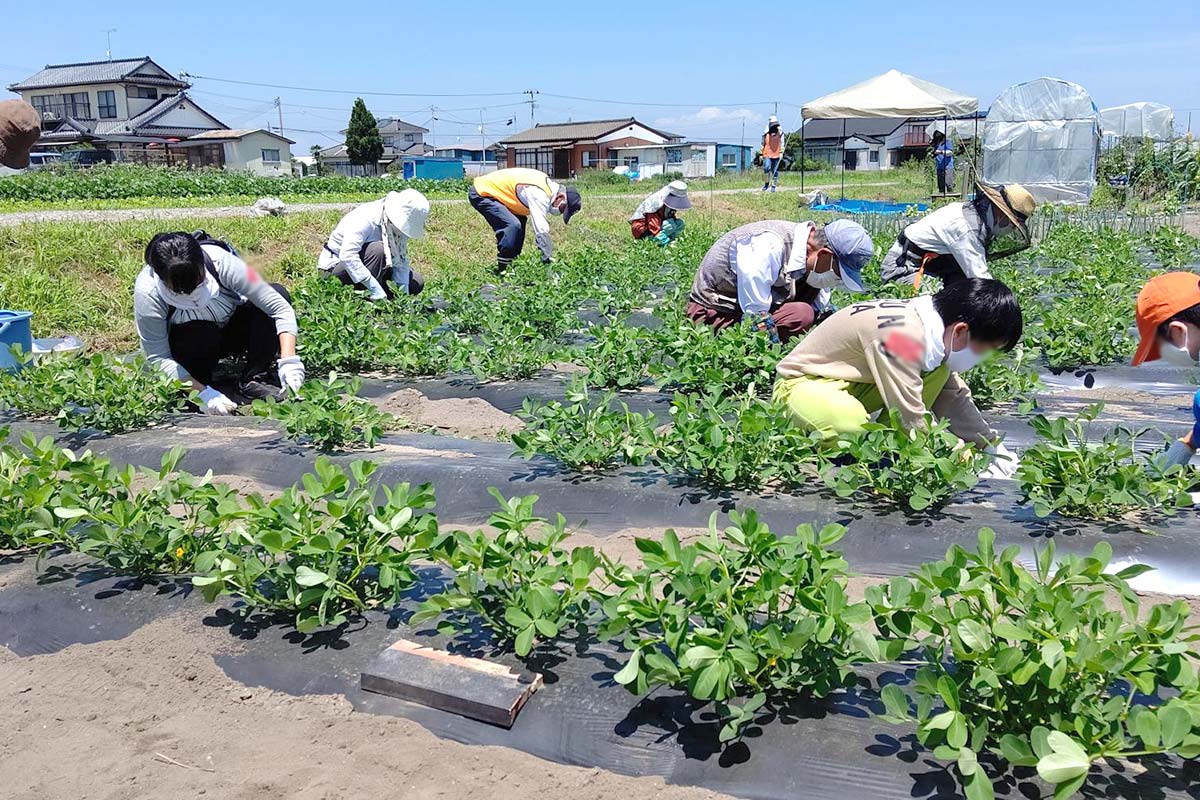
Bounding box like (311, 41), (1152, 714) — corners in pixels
(630, 180), (691, 245)
(0, 100), (42, 171)
(469, 167), (582, 274)
(761, 116), (785, 192)
(879, 183), (1037, 288)
(318, 190), (431, 301)
(1132, 272), (1200, 467)
(687, 218), (873, 344)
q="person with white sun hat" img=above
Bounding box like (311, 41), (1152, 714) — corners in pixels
(318, 189), (431, 301)
(629, 180), (692, 245)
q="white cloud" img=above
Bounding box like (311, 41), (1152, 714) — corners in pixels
(653, 106), (764, 129)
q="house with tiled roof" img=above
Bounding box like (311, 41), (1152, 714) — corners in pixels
(4, 57), (283, 168)
(498, 117), (683, 178)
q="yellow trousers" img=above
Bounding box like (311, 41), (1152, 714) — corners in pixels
(772, 366), (951, 439)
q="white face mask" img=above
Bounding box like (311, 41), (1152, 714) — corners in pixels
(1160, 329), (1198, 366)
(946, 331), (985, 373)
(804, 268), (841, 290)
(155, 269), (218, 311)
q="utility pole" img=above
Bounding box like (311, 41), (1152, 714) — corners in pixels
(740, 119), (745, 174)
(104, 28), (117, 61)
(525, 89), (538, 125)
(479, 109), (486, 167)
(429, 105), (436, 150)
(274, 97), (284, 137)
(773, 100), (779, 117)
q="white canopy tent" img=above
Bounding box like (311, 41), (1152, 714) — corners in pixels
(1100, 102), (1174, 141)
(982, 77), (1100, 205)
(800, 70), (979, 196)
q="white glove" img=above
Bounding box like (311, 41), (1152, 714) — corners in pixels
(391, 265), (411, 295)
(198, 386), (237, 416)
(982, 441), (1019, 480)
(277, 356), (306, 394)
(1165, 439), (1196, 468)
(363, 276), (388, 301)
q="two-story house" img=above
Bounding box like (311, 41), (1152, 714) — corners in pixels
(6, 57), (294, 174)
(317, 117), (432, 176)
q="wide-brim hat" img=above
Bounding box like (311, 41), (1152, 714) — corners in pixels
(0, 100), (42, 169)
(823, 218), (873, 293)
(562, 187), (582, 224)
(1133, 272), (1200, 365)
(978, 183), (1035, 240)
(662, 180), (691, 211)
(383, 189), (430, 238)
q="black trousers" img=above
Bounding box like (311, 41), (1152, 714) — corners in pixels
(468, 187), (527, 267)
(330, 240), (425, 299)
(168, 283), (292, 386)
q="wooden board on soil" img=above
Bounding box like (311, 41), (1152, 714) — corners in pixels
(360, 639), (543, 728)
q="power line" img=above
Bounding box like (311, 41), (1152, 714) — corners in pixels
(539, 92), (779, 108)
(181, 72), (524, 99)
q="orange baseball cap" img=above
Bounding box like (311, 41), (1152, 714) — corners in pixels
(1133, 272), (1200, 365)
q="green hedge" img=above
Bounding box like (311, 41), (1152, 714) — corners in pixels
(0, 164), (471, 201)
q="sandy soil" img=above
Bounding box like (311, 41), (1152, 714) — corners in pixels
(370, 389), (523, 441)
(0, 612), (729, 800)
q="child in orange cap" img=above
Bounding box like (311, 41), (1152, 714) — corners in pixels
(1133, 272), (1200, 466)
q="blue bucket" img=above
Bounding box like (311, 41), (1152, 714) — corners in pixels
(0, 310), (33, 373)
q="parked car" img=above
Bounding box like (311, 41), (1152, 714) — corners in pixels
(27, 152), (62, 170)
(61, 149), (115, 167)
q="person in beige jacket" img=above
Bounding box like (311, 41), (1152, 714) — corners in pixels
(774, 278), (1023, 472)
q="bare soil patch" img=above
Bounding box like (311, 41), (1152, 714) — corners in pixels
(370, 389), (524, 441)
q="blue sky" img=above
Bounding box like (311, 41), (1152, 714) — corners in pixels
(3, 1), (1197, 154)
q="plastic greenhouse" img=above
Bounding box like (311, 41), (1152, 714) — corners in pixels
(982, 77), (1100, 204)
(1100, 102), (1175, 141)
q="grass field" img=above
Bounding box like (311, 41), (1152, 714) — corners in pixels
(0, 165), (932, 212)
(1, 191), (828, 350)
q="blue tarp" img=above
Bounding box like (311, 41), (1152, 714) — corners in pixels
(810, 199), (929, 215)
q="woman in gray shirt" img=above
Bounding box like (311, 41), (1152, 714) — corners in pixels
(134, 231), (304, 415)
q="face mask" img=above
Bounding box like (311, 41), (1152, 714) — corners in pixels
(1160, 330), (1198, 366)
(946, 332), (985, 373)
(805, 268), (841, 290)
(155, 269), (218, 311)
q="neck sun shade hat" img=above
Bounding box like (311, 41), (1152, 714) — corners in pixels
(823, 219), (874, 293)
(662, 180), (692, 211)
(383, 189), (431, 239)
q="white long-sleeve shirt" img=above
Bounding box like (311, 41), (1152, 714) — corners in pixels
(901, 202), (990, 280)
(317, 198), (411, 284)
(730, 223), (830, 315)
(516, 183), (556, 261)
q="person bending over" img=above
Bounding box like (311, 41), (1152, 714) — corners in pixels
(773, 278), (1023, 473)
(318, 189), (430, 301)
(630, 180), (691, 245)
(686, 218), (873, 343)
(135, 231), (304, 415)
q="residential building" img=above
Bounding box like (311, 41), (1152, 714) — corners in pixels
(317, 117), (432, 176)
(801, 115), (984, 170)
(606, 141), (754, 178)
(175, 129), (295, 176)
(6, 57), (230, 164)
(498, 117), (683, 179)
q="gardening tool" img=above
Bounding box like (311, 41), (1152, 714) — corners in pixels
(0, 309), (33, 373)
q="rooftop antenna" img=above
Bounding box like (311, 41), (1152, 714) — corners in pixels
(104, 28), (117, 61)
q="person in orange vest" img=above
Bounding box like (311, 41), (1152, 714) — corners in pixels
(468, 168), (582, 274)
(761, 116), (785, 192)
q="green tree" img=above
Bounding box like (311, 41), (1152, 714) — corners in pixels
(345, 98), (383, 172)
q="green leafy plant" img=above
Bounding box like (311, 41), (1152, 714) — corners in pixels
(654, 319), (779, 398)
(600, 512), (888, 742)
(823, 411), (987, 511)
(872, 530), (1200, 800)
(964, 345), (1042, 412)
(73, 448), (242, 577)
(1017, 404), (1195, 519)
(1146, 226), (1200, 269)
(0, 351), (186, 433)
(579, 320), (661, 389)
(193, 459), (439, 632)
(510, 379), (658, 471)
(252, 372), (396, 450)
(654, 392), (821, 490)
(412, 489), (599, 657)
